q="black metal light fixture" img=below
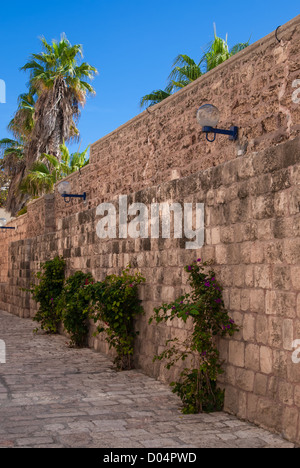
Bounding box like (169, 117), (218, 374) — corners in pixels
(197, 104), (238, 142)
(57, 181), (86, 204)
(0, 218), (16, 230)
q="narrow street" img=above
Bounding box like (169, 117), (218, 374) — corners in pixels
(0, 310), (294, 448)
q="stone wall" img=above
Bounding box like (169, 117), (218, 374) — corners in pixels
(54, 15), (300, 220)
(1, 15), (300, 444)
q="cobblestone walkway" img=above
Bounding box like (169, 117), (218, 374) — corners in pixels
(0, 310), (295, 448)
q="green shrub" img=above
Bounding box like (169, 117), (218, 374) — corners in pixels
(27, 260), (146, 366)
(28, 256), (66, 333)
(90, 266), (146, 370)
(59, 271), (94, 347)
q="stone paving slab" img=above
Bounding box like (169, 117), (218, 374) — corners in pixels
(0, 310), (295, 448)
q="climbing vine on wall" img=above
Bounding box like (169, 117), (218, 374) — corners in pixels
(149, 259), (239, 414)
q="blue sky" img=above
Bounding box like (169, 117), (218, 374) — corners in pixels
(0, 0), (299, 155)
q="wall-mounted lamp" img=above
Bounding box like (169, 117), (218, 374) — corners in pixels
(197, 104), (238, 142)
(57, 181), (87, 204)
(0, 218), (16, 230)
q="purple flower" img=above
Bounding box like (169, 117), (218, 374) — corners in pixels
(188, 266), (192, 271)
(230, 319), (235, 324)
(204, 281), (210, 287)
(215, 298), (222, 304)
(227, 325), (231, 329)
(50, 298), (54, 302)
(180, 301), (184, 304)
(211, 277), (215, 282)
(197, 258), (201, 262)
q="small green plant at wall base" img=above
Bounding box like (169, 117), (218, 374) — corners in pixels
(89, 266), (146, 370)
(58, 271), (94, 347)
(26, 256), (66, 334)
(149, 259), (239, 414)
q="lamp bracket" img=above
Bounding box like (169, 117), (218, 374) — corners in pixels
(203, 126), (238, 141)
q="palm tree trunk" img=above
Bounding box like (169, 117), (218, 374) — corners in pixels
(6, 79), (75, 215)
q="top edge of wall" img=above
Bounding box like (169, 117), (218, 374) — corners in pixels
(90, 14), (300, 152)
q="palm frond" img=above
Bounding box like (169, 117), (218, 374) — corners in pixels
(69, 144), (90, 171)
(8, 92), (35, 139)
(230, 41), (250, 56)
(168, 54), (202, 84)
(40, 153), (60, 169)
(140, 90), (171, 109)
(39, 36), (53, 54)
(170, 80), (191, 90)
(172, 54), (198, 68)
(59, 142), (71, 164)
(20, 170), (54, 196)
(0, 138), (20, 149)
(30, 161), (51, 174)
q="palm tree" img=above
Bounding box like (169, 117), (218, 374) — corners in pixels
(20, 143), (89, 197)
(22, 34), (97, 162)
(140, 25), (249, 109)
(6, 34), (97, 215)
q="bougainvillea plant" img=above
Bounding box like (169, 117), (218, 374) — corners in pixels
(149, 259), (239, 414)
